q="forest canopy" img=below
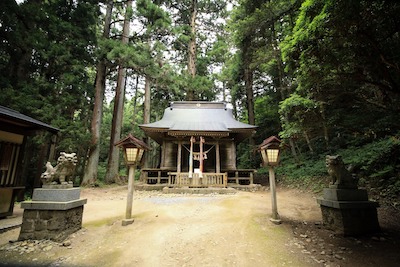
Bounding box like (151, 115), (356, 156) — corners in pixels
(0, 0), (399, 201)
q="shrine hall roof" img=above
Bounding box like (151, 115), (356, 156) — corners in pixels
(0, 105), (59, 134)
(140, 101), (257, 143)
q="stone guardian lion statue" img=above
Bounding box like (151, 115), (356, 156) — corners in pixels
(41, 152), (78, 186)
(326, 155), (358, 189)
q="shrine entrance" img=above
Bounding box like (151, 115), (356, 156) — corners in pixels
(139, 101), (257, 188)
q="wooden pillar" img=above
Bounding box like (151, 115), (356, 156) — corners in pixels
(235, 171), (239, 184)
(48, 134), (57, 161)
(177, 140), (182, 173)
(215, 140), (220, 173)
(160, 141), (166, 168)
(199, 136), (204, 178)
(189, 136), (195, 178)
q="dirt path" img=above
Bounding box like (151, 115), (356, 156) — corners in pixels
(68, 187), (320, 267)
(1, 186), (399, 267)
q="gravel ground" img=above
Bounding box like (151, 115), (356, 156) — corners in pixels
(0, 185), (399, 267)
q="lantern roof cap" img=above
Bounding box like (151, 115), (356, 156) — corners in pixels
(115, 134), (150, 150)
(259, 136), (281, 149)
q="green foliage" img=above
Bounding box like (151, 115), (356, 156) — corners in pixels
(280, 0), (400, 148)
(254, 95), (281, 143)
(96, 163), (107, 183)
(276, 153), (328, 193)
(0, 0), (99, 184)
(237, 142), (256, 169)
(274, 136), (400, 205)
(279, 93), (316, 139)
(1, 0), (399, 205)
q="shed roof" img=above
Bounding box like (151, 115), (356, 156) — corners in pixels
(140, 101), (257, 143)
(0, 105), (59, 134)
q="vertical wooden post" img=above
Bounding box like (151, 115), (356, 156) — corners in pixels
(160, 141), (166, 168)
(189, 136), (195, 178)
(215, 140), (220, 173)
(199, 136), (204, 178)
(177, 140), (182, 173)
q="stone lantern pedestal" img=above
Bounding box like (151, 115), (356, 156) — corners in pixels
(19, 186), (87, 242)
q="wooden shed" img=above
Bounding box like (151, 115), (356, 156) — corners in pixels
(0, 105), (59, 218)
(139, 101), (257, 188)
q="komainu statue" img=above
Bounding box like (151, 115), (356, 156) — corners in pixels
(41, 152), (78, 185)
(326, 155), (358, 189)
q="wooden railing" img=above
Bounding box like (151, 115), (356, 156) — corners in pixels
(168, 172), (227, 188)
(140, 169), (254, 187)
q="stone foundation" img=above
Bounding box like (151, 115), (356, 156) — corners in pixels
(319, 202), (380, 236)
(19, 187), (86, 242)
(317, 188), (380, 236)
(18, 206), (84, 241)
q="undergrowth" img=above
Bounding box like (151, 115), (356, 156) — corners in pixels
(260, 136), (400, 209)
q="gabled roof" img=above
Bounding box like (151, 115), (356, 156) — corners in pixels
(115, 133), (151, 150)
(0, 105), (59, 134)
(140, 101), (257, 143)
(259, 136), (282, 149)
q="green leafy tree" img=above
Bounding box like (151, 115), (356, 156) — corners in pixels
(82, 0), (114, 186)
(104, 0), (133, 184)
(281, 0), (400, 148)
(0, 0), (99, 184)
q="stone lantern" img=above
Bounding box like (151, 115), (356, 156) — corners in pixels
(259, 136), (282, 224)
(115, 134), (150, 226)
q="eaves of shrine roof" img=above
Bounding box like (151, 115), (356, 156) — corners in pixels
(140, 101), (257, 143)
(0, 105), (59, 134)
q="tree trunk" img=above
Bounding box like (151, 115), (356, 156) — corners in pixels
(320, 103), (330, 149)
(131, 75), (139, 127)
(105, 0), (131, 184)
(272, 23), (299, 162)
(242, 35), (256, 153)
(244, 66), (255, 127)
(81, 0), (113, 186)
(144, 76), (151, 125)
(186, 0), (197, 101)
(143, 75), (151, 168)
(303, 131), (314, 154)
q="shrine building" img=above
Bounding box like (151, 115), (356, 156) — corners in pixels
(139, 101), (257, 188)
(0, 105), (59, 218)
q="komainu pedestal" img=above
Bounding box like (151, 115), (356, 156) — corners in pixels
(317, 155), (380, 236)
(317, 188), (379, 236)
(19, 187), (87, 242)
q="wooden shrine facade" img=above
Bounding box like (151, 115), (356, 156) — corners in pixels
(139, 101), (257, 188)
(0, 105), (59, 217)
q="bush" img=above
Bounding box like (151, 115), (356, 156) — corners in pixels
(264, 136), (400, 207)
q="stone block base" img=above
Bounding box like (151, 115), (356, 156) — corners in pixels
(322, 188), (368, 201)
(19, 187), (86, 242)
(19, 205), (84, 242)
(32, 188), (81, 202)
(319, 204), (380, 236)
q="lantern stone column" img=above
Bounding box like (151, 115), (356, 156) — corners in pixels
(124, 165), (135, 224)
(268, 166), (280, 223)
(259, 136), (282, 224)
(115, 134), (150, 226)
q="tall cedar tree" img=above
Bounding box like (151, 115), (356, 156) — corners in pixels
(104, 0), (132, 184)
(82, 0), (114, 186)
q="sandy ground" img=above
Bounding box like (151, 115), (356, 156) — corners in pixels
(1, 186), (399, 267)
